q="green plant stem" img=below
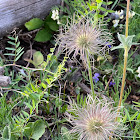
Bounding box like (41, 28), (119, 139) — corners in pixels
(85, 50), (95, 98)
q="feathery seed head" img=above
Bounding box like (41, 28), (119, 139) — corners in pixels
(56, 17), (113, 64)
(66, 95), (124, 140)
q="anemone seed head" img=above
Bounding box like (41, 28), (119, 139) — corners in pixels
(66, 95), (124, 140)
(56, 17), (113, 64)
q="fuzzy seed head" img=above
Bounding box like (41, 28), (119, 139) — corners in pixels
(56, 17), (113, 64)
(65, 95), (124, 140)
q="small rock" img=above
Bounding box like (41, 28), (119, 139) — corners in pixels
(0, 66), (4, 75)
(0, 76), (11, 87)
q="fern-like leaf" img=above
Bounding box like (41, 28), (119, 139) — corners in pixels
(4, 36), (24, 64)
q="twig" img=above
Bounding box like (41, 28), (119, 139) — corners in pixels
(3, 64), (54, 75)
(26, 41), (33, 68)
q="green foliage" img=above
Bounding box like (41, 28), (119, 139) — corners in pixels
(2, 126), (11, 140)
(128, 0), (140, 42)
(1, 0), (140, 139)
(0, 93), (12, 132)
(59, 0), (114, 24)
(45, 14), (59, 31)
(122, 104), (140, 139)
(25, 18), (44, 31)
(24, 120), (45, 140)
(34, 28), (53, 42)
(76, 93), (86, 107)
(60, 126), (73, 140)
(0, 57), (3, 66)
(33, 51), (44, 66)
(24, 51), (44, 68)
(126, 48), (140, 82)
(53, 126), (75, 140)
(4, 36), (24, 64)
(25, 12), (59, 42)
(0, 48), (67, 139)
(111, 33), (135, 51)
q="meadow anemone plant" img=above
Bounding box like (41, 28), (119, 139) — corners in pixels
(65, 95), (124, 140)
(56, 17), (113, 64)
(56, 17), (113, 97)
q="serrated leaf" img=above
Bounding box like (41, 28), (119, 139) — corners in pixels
(34, 29), (52, 42)
(31, 120), (45, 140)
(25, 18), (44, 31)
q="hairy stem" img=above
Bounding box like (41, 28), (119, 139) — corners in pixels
(116, 0), (130, 119)
(110, 1), (130, 139)
(117, 48), (128, 113)
(86, 50), (95, 98)
(125, 0), (130, 38)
